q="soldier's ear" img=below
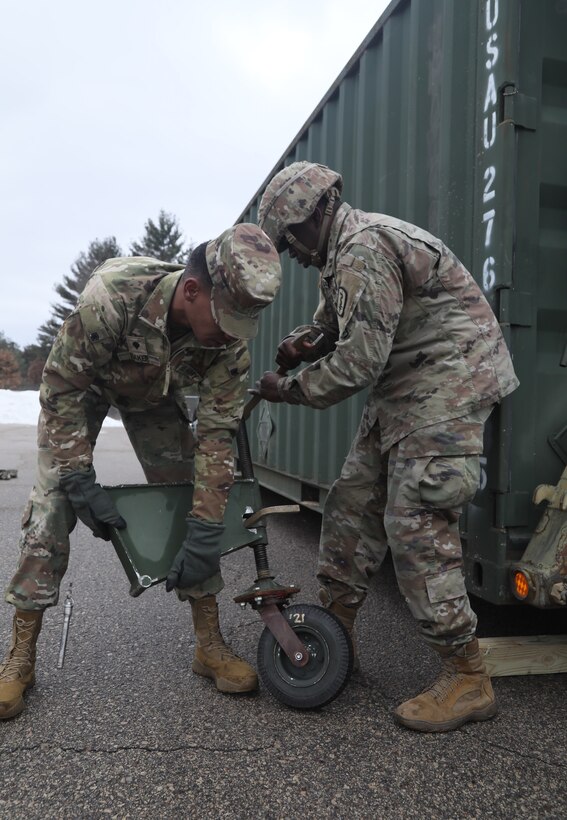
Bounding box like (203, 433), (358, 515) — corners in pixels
(183, 277), (200, 302)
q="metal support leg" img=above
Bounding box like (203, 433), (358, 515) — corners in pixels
(257, 603), (310, 667)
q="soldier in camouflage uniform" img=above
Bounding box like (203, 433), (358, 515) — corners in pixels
(255, 161), (519, 733)
(0, 223), (281, 720)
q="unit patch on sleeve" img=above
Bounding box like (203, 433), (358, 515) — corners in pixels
(336, 287), (348, 317)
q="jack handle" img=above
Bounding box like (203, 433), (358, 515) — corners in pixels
(243, 504), (301, 528)
(242, 328), (318, 421)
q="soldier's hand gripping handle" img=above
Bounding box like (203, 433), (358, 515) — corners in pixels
(165, 516), (225, 592)
(275, 334), (314, 371)
(243, 362), (289, 416)
(275, 328), (324, 370)
(244, 329), (322, 416)
(60, 465), (126, 540)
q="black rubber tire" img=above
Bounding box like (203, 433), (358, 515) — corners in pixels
(257, 604), (353, 709)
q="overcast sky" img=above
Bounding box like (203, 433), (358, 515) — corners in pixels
(0, 0), (390, 348)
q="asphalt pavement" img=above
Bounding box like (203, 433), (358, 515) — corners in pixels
(0, 424), (565, 820)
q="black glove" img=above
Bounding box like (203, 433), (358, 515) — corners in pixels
(165, 516), (225, 592)
(60, 465), (127, 540)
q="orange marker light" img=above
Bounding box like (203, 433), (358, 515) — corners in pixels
(513, 571), (530, 600)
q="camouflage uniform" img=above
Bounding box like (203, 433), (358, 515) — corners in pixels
(261, 189), (519, 647)
(7, 226), (281, 611)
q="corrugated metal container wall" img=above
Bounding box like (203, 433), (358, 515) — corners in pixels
(239, 0), (567, 604)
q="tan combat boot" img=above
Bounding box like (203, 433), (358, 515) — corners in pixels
(190, 596), (257, 694)
(327, 600), (361, 672)
(394, 638), (497, 732)
(0, 609), (43, 720)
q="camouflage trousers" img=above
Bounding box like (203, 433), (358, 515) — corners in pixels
(6, 393), (223, 612)
(318, 407), (493, 648)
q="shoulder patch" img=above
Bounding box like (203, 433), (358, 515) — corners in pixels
(336, 287), (348, 317)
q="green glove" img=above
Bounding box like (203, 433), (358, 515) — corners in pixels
(165, 516), (225, 592)
(60, 465), (127, 541)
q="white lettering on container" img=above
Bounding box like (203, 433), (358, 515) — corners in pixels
(484, 73), (497, 111)
(486, 0), (499, 29)
(483, 167), (496, 202)
(486, 33), (498, 69)
(481, 0), (499, 293)
(483, 257), (496, 291)
(483, 112), (497, 149)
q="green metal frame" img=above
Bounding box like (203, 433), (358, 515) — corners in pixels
(104, 479), (267, 597)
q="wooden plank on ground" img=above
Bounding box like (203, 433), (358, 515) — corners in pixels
(479, 635), (567, 677)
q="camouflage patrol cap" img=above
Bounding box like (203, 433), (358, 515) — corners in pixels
(205, 223), (281, 340)
(257, 161), (343, 251)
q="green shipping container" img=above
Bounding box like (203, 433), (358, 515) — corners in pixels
(238, 0), (567, 606)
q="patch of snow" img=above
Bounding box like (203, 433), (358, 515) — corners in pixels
(0, 390), (122, 426)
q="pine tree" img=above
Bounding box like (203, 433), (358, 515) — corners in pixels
(37, 236), (122, 350)
(21, 344), (48, 388)
(0, 332), (23, 374)
(26, 357), (46, 388)
(130, 210), (188, 262)
(0, 348), (22, 389)
(0, 331), (19, 352)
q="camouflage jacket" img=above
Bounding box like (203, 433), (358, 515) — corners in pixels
(282, 204), (519, 451)
(40, 257), (250, 522)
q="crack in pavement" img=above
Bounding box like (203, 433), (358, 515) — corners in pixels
(475, 736), (567, 771)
